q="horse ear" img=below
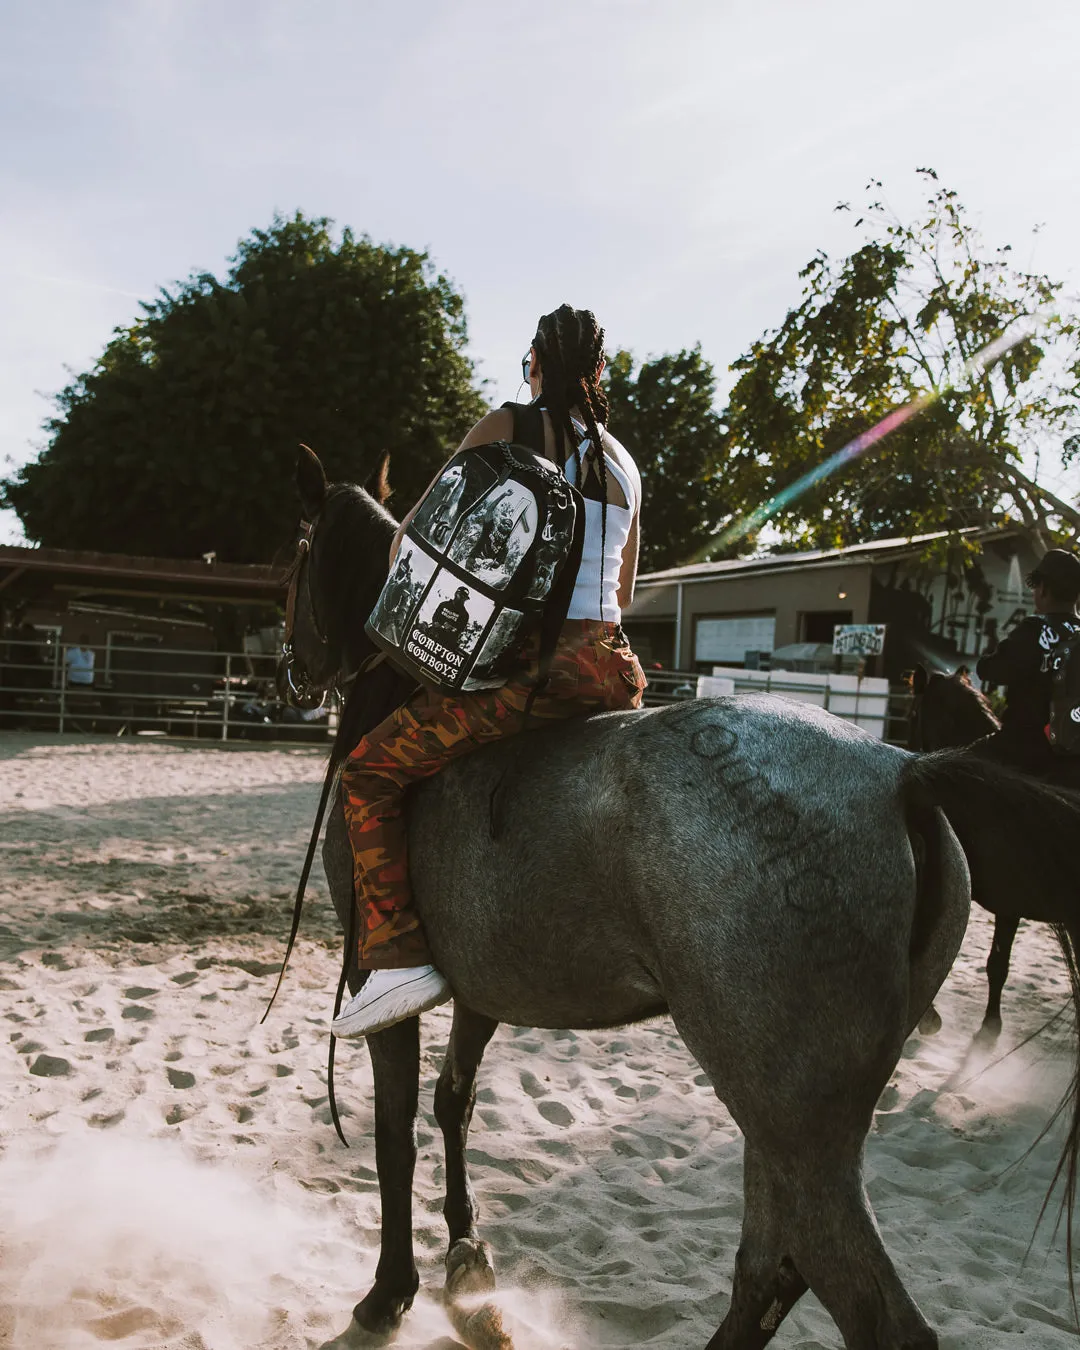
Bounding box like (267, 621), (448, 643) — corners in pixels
(365, 452), (392, 505)
(911, 664), (929, 695)
(296, 444), (328, 518)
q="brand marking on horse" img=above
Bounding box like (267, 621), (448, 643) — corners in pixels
(685, 708), (841, 917)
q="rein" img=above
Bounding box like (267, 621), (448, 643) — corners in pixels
(261, 660), (385, 1148)
(267, 503), (394, 1146)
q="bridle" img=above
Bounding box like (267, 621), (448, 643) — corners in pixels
(281, 518), (330, 710)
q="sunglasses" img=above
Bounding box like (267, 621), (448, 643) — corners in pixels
(521, 352), (532, 384)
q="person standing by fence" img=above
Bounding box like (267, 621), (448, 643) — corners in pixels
(63, 634), (95, 689)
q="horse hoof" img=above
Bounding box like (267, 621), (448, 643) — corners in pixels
(444, 1239), (514, 1350)
(445, 1238), (498, 1296)
(343, 1278), (419, 1343)
(976, 1016), (1003, 1045)
(917, 1005), (943, 1036)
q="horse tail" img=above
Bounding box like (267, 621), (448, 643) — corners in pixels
(902, 748), (1080, 923)
(903, 748), (1080, 1309)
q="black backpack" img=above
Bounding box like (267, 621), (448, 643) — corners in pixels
(1047, 618), (1080, 755)
(366, 403), (584, 693)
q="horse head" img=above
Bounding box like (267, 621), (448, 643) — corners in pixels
(278, 444), (397, 708)
(908, 662), (1000, 751)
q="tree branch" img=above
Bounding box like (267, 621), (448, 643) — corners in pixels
(1003, 462), (1080, 529)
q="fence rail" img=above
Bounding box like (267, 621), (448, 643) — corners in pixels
(642, 667), (913, 746)
(0, 639), (333, 743)
(1, 641), (913, 749)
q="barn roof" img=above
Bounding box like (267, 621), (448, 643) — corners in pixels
(637, 526), (1018, 588)
(0, 543), (284, 606)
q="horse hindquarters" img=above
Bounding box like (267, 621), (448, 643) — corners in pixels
(664, 785), (966, 1347)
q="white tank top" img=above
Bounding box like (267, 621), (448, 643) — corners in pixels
(559, 422), (640, 623)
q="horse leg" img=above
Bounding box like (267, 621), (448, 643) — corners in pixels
(704, 1140), (808, 1349)
(433, 1005), (507, 1340)
(435, 1004), (499, 1247)
(784, 1146), (937, 1350)
(981, 913), (1020, 1033)
(351, 1017), (422, 1335)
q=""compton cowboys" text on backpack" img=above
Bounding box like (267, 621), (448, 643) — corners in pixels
(366, 403), (584, 693)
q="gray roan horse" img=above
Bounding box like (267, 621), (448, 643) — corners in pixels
(282, 446), (1080, 1350)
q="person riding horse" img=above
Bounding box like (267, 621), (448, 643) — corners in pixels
(332, 304), (647, 1038)
(975, 547), (1080, 784)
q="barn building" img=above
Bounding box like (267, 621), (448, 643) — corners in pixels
(623, 526), (1038, 682)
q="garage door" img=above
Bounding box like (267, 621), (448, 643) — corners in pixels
(694, 615), (776, 665)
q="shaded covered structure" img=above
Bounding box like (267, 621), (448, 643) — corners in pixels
(0, 544), (308, 738)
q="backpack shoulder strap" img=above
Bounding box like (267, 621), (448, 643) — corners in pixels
(500, 400), (546, 457)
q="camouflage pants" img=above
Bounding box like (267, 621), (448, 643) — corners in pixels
(341, 620), (648, 969)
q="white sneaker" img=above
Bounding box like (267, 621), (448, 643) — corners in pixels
(331, 965), (452, 1038)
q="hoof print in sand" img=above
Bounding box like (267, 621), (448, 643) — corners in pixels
(536, 1099), (574, 1127)
(89, 1110), (126, 1129)
(29, 1054), (72, 1077)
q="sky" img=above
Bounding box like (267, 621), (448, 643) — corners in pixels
(2, 0), (1079, 546)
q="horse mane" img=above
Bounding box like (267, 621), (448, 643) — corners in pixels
(312, 482), (398, 670)
(313, 481), (417, 747)
(937, 670), (998, 725)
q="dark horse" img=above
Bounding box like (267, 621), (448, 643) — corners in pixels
(283, 447), (1080, 1350)
(908, 664), (1020, 1033)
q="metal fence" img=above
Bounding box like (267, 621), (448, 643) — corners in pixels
(642, 667), (913, 746)
(0, 641), (914, 749)
(0, 638), (333, 743)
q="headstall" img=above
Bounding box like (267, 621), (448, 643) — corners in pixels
(281, 519), (330, 710)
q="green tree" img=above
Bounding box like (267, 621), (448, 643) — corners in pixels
(1, 213), (485, 562)
(604, 346), (733, 572)
(722, 171), (1080, 553)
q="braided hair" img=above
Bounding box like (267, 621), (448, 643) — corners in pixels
(532, 305), (612, 613)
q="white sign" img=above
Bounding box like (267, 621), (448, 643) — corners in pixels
(832, 624), (886, 657)
(695, 615), (776, 664)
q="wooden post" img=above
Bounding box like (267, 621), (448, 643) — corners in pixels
(58, 653), (66, 734)
(221, 652), (231, 742)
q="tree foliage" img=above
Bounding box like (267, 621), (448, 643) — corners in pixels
(1, 214), (485, 562)
(723, 171), (1080, 553)
(604, 346), (733, 572)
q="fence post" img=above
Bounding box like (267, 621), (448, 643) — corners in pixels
(58, 652), (66, 734)
(222, 652), (231, 742)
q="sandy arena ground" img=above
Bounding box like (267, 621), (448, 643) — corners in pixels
(0, 731), (1077, 1349)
